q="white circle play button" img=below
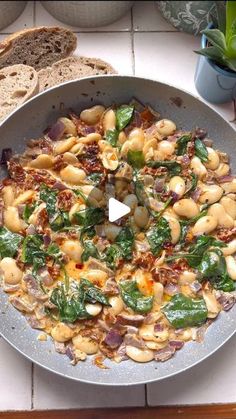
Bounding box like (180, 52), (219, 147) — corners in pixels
(108, 197), (131, 223)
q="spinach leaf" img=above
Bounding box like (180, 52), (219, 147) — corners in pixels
(198, 248), (235, 292)
(87, 172), (103, 186)
(187, 235), (224, 267)
(147, 217), (171, 256)
(81, 241), (100, 262)
(176, 134), (191, 155)
(194, 138), (208, 163)
(0, 227), (22, 258)
(127, 150), (145, 169)
(105, 128), (119, 146)
(104, 244), (122, 269)
(50, 284), (91, 323)
(51, 210), (71, 232)
(185, 173), (198, 196)
(23, 203), (37, 222)
(179, 210), (207, 245)
(74, 207), (105, 229)
(40, 185), (70, 231)
(79, 278), (110, 306)
(115, 226), (134, 260)
(147, 160), (181, 175)
(162, 293), (208, 328)
(120, 279), (154, 314)
(116, 105), (134, 130)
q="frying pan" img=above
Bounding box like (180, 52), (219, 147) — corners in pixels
(0, 76), (235, 385)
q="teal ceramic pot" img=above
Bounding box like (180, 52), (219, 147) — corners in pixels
(156, 1), (218, 35)
(194, 28), (236, 104)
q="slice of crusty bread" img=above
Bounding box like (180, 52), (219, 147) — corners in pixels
(0, 64), (38, 121)
(0, 27), (77, 71)
(38, 56), (116, 92)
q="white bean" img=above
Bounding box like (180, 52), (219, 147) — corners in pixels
(72, 335), (98, 354)
(139, 324), (169, 343)
(129, 127), (145, 142)
(54, 137), (77, 155)
(13, 190), (35, 206)
(134, 206), (149, 228)
(169, 176), (186, 198)
(163, 215), (180, 244)
(143, 139), (158, 158)
(207, 203), (234, 228)
(173, 198), (199, 219)
(199, 184), (223, 205)
(2, 185), (15, 206)
(118, 131), (127, 144)
(85, 303), (102, 316)
(136, 270), (153, 296)
(104, 223), (121, 241)
(4, 206), (26, 232)
(156, 119), (176, 136)
(126, 346), (154, 362)
(123, 194), (138, 214)
(192, 215), (217, 236)
(83, 270), (108, 285)
(59, 117), (77, 136)
(190, 156), (207, 179)
(179, 271), (196, 285)
(202, 290), (220, 319)
(222, 239), (236, 256)
(204, 147), (220, 170)
(51, 323), (74, 342)
(225, 256), (236, 280)
(157, 140), (175, 159)
(60, 165), (86, 184)
(108, 296), (124, 315)
(29, 154), (54, 169)
(220, 196), (236, 219)
(103, 109), (116, 131)
(0, 257), (23, 284)
(221, 179), (236, 194)
(80, 105), (105, 125)
(28, 203), (45, 225)
(101, 148), (119, 171)
(62, 152), (78, 165)
(214, 163), (230, 177)
(153, 282), (164, 304)
(61, 240), (83, 263)
(78, 133), (102, 144)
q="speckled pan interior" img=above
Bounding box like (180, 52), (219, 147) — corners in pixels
(0, 75), (235, 385)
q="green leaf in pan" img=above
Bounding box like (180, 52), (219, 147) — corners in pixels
(127, 150), (145, 169)
(194, 138), (208, 163)
(116, 105), (134, 130)
(120, 279), (154, 314)
(105, 128), (119, 146)
(176, 134), (192, 155)
(0, 227), (22, 259)
(146, 217), (171, 256)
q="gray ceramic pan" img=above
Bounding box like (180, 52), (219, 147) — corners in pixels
(0, 76), (235, 385)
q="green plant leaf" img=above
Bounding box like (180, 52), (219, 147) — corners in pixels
(105, 129), (119, 146)
(176, 134), (192, 156)
(226, 1), (236, 45)
(81, 241), (100, 262)
(162, 293), (208, 329)
(202, 28), (227, 52)
(115, 226), (134, 260)
(0, 227), (22, 259)
(147, 217), (171, 256)
(127, 150), (145, 169)
(120, 279), (154, 314)
(147, 160), (181, 175)
(194, 138), (208, 163)
(116, 105), (134, 130)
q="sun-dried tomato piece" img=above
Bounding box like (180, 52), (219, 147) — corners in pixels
(57, 190), (75, 211)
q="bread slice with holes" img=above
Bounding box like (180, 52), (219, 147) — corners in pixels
(38, 56), (116, 91)
(0, 64), (38, 121)
(0, 27), (77, 71)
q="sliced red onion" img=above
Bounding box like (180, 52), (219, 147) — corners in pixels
(193, 323), (209, 343)
(182, 154), (190, 166)
(26, 315), (45, 330)
(154, 177), (165, 193)
(124, 333), (145, 349)
(193, 127), (207, 140)
(164, 283), (180, 296)
(1, 148), (12, 165)
(191, 187), (201, 202)
(26, 224), (36, 235)
(202, 138), (213, 147)
(215, 291), (235, 311)
(117, 313), (145, 326)
(135, 240), (150, 253)
(52, 181), (68, 191)
(144, 313), (158, 325)
(54, 341), (67, 354)
(126, 326), (139, 335)
(17, 204), (26, 218)
(104, 329), (123, 349)
(83, 126), (96, 135)
(145, 124), (159, 140)
(217, 175), (235, 183)
(190, 281), (202, 293)
(24, 274), (49, 300)
(38, 267), (53, 286)
(47, 120), (65, 141)
(170, 191), (179, 203)
(116, 342), (128, 362)
(154, 345), (175, 362)
(154, 323), (164, 333)
(103, 278), (119, 295)
(95, 225), (106, 238)
(43, 234), (51, 247)
(87, 258), (113, 276)
(65, 346), (74, 360)
(10, 297), (37, 313)
(169, 340), (184, 350)
(97, 319), (110, 332)
(133, 110), (142, 127)
(3, 283), (20, 293)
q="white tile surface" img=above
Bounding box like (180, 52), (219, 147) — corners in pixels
(74, 33), (133, 75)
(147, 335), (236, 405)
(0, 338), (32, 411)
(133, 1), (176, 32)
(1, 1), (34, 33)
(134, 32), (200, 94)
(35, 1), (131, 32)
(33, 365), (145, 409)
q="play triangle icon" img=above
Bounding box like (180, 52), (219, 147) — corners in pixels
(108, 197), (131, 223)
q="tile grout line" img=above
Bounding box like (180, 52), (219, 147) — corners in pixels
(31, 363), (34, 410)
(130, 8), (135, 76)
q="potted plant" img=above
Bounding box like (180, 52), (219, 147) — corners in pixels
(194, 1), (236, 104)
